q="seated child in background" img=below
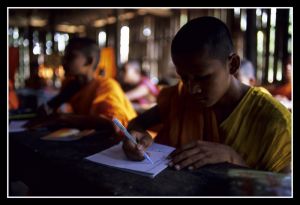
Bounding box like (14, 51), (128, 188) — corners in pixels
(120, 61), (160, 114)
(27, 37), (136, 131)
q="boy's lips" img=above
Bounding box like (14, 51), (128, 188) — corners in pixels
(196, 98), (207, 102)
(193, 95), (207, 102)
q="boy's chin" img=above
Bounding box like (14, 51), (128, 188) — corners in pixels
(195, 99), (213, 107)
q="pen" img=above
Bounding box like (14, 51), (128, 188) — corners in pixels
(112, 118), (153, 164)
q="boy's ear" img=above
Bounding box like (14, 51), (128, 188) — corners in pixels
(228, 53), (240, 75)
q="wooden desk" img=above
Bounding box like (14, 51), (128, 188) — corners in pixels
(9, 128), (291, 196)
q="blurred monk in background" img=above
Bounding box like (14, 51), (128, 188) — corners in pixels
(120, 60), (160, 114)
(27, 37), (136, 131)
(271, 56), (292, 100)
(264, 56), (292, 110)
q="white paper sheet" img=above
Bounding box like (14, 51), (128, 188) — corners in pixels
(86, 142), (175, 178)
(9, 120), (28, 133)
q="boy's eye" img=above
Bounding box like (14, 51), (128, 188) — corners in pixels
(195, 75), (211, 81)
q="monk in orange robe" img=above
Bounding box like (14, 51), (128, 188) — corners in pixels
(271, 61), (292, 100)
(122, 17), (290, 173)
(27, 37), (136, 131)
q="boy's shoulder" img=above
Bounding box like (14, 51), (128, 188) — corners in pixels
(95, 76), (122, 89)
(251, 86), (270, 95)
(245, 86), (291, 123)
(249, 86), (281, 106)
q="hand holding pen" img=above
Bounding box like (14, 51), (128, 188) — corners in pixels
(113, 118), (154, 164)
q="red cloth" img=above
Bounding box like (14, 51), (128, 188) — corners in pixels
(9, 80), (19, 110)
(9, 47), (19, 82)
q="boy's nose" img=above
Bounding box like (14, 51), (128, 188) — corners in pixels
(187, 81), (202, 95)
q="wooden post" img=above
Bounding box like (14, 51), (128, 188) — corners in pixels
(114, 9), (120, 69)
(245, 9), (257, 72)
(264, 9), (271, 85)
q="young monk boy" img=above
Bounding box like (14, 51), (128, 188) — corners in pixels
(122, 16), (291, 173)
(28, 37), (136, 130)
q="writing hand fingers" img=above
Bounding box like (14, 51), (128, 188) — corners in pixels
(122, 138), (144, 161)
(173, 152), (209, 170)
(171, 146), (202, 165)
(169, 141), (198, 158)
(192, 154), (218, 169)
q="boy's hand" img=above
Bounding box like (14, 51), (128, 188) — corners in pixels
(122, 130), (153, 161)
(168, 140), (247, 170)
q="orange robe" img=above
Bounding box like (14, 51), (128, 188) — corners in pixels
(155, 81), (220, 147)
(272, 82), (291, 100)
(68, 76), (137, 126)
(9, 80), (19, 110)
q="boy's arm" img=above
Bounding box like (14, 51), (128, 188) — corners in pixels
(127, 105), (161, 132)
(125, 84), (149, 101)
(122, 105), (161, 161)
(26, 113), (115, 131)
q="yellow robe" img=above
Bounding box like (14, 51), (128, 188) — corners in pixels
(68, 76), (137, 126)
(156, 82), (291, 172)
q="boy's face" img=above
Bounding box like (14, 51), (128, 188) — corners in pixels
(62, 50), (93, 78)
(173, 53), (231, 107)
